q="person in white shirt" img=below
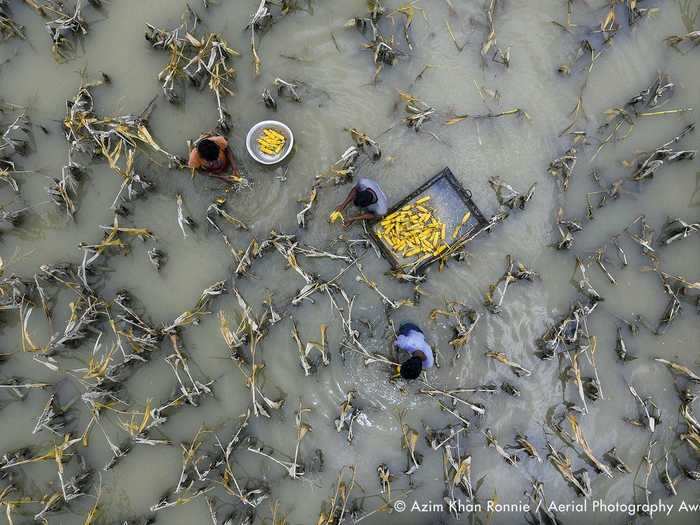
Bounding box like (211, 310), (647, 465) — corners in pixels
(334, 178), (389, 227)
(394, 322), (434, 380)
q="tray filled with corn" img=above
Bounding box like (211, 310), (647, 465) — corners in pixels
(368, 168), (488, 273)
(375, 193), (475, 261)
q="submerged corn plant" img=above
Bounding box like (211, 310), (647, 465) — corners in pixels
(345, 0), (429, 81)
(59, 80), (181, 216)
(0, 1), (23, 40)
(20, 0), (95, 61)
(480, 0), (510, 67)
(183, 33), (240, 133)
(1, 111), (32, 195)
(245, 0), (300, 75)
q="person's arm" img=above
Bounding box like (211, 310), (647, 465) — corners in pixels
(343, 211), (376, 228)
(335, 186), (358, 213)
(188, 149), (202, 169)
(206, 172), (238, 182)
(224, 146), (240, 178)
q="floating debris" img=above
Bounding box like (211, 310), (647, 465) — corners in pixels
(62, 81), (181, 215)
(630, 124), (696, 182)
(344, 0), (405, 80)
(538, 301), (598, 357)
(1, 111), (32, 194)
(665, 30), (700, 51)
(316, 465), (356, 524)
(548, 148), (577, 191)
(480, 0), (510, 67)
(246, 0), (297, 75)
(614, 326), (636, 362)
(399, 412), (423, 475)
(488, 176), (536, 210)
(261, 88), (277, 110)
(296, 187), (317, 229)
(592, 73), (686, 162)
(484, 255), (539, 314)
(501, 382), (520, 397)
(0, 1), (24, 40)
(654, 358), (700, 383)
(485, 349), (532, 377)
(547, 440), (590, 498)
(36, 0), (91, 62)
(184, 34), (239, 133)
(430, 301), (480, 352)
(507, 433), (542, 463)
(273, 77), (303, 103)
(658, 217), (699, 246)
(335, 391), (362, 443)
(571, 258), (603, 303)
(399, 91), (435, 132)
(484, 428), (519, 465)
(626, 384), (661, 433)
(604, 446), (630, 474)
(291, 320), (330, 375)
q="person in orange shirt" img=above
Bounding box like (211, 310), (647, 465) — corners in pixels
(187, 135), (240, 181)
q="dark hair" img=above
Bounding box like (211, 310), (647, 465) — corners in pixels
(400, 356), (423, 380)
(354, 188), (377, 208)
(197, 138), (220, 161)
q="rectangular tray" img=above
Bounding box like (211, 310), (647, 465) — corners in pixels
(368, 167), (489, 275)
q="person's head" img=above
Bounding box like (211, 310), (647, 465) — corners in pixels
(197, 138), (220, 162)
(400, 356), (423, 380)
(354, 188), (377, 208)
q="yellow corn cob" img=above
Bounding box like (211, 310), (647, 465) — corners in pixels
(376, 197), (451, 259)
(258, 136), (283, 147)
(263, 128), (285, 140)
(257, 139), (283, 151)
(262, 133), (284, 142)
(261, 134), (284, 144)
(259, 145), (277, 155)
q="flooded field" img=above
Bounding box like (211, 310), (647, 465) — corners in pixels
(0, 0), (699, 524)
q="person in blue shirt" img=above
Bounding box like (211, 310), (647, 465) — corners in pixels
(334, 178), (389, 227)
(394, 322), (434, 380)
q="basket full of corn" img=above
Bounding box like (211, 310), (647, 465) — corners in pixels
(368, 167), (489, 275)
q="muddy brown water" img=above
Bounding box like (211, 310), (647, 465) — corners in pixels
(0, 0), (699, 524)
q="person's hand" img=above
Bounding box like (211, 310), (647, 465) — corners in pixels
(214, 174), (237, 183)
(342, 218), (354, 229)
(228, 152), (240, 178)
